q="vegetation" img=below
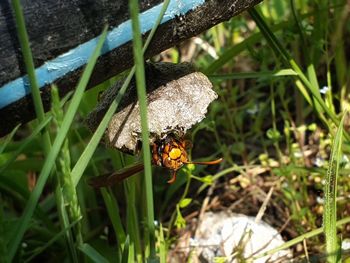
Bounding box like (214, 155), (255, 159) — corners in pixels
(0, 0), (349, 262)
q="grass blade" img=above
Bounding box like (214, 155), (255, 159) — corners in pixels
(11, 0), (45, 121)
(101, 188), (126, 244)
(254, 216), (350, 260)
(248, 8), (340, 128)
(129, 0), (157, 258)
(7, 25), (108, 261)
(0, 118), (51, 174)
(0, 124), (21, 154)
(204, 21), (290, 75)
(208, 69), (297, 81)
(121, 236), (130, 263)
(323, 112), (346, 263)
(78, 243), (109, 263)
(0, 196), (8, 263)
(0, 92), (71, 175)
(158, 224), (167, 263)
(24, 218), (81, 263)
(11, 0), (53, 156)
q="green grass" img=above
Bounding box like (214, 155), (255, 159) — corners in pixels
(7, 22), (109, 261)
(1, 0), (350, 262)
(323, 112), (346, 262)
(129, 0), (156, 258)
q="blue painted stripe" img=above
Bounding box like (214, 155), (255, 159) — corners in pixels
(0, 0), (205, 109)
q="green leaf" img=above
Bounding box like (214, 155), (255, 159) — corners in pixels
(179, 198), (192, 208)
(175, 205), (186, 229)
(266, 128), (281, 141)
(199, 175), (214, 185)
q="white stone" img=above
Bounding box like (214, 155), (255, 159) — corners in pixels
(194, 212), (292, 262)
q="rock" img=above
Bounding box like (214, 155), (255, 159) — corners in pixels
(192, 212), (292, 262)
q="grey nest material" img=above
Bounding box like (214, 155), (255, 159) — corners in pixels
(86, 62), (218, 153)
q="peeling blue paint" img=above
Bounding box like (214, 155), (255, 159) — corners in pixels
(0, 0), (205, 109)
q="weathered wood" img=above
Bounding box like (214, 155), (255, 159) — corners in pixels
(0, 0), (262, 136)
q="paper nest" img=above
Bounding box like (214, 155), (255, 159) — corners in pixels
(107, 70), (217, 152)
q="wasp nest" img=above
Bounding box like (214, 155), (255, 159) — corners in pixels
(86, 62), (218, 154)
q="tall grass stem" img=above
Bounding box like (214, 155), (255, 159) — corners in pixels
(11, 0), (53, 155)
(129, 0), (156, 258)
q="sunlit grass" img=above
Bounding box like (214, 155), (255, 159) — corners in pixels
(1, 0), (350, 261)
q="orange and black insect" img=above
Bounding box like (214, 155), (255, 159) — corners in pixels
(88, 134), (222, 188)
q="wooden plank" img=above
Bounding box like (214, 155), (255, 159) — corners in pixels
(0, 0), (262, 136)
